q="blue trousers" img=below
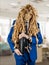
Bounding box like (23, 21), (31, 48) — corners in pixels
(14, 50), (36, 65)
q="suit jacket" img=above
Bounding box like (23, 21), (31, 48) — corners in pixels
(7, 21), (43, 61)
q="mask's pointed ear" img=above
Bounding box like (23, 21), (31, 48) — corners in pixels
(12, 20), (16, 25)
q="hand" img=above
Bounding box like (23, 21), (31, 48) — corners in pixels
(14, 49), (22, 55)
(19, 32), (24, 39)
(29, 36), (32, 42)
(24, 34), (29, 39)
(19, 32), (29, 39)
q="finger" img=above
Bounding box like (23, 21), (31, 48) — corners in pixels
(25, 46), (28, 50)
(17, 50), (22, 55)
(25, 47), (27, 49)
(19, 51), (22, 55)
(16, 52), (19, 55)
(25, 47), (30, 53)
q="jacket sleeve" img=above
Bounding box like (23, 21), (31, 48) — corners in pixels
(36, 31), (43, 44)
(37, 23), (43, 44)
(32, 23), (43, 45)
(7, 26), (15, 53)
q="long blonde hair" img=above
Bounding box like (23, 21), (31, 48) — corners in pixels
(12, 4), (39, 48)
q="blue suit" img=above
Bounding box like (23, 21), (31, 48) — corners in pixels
(7, 21), (43, 65)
